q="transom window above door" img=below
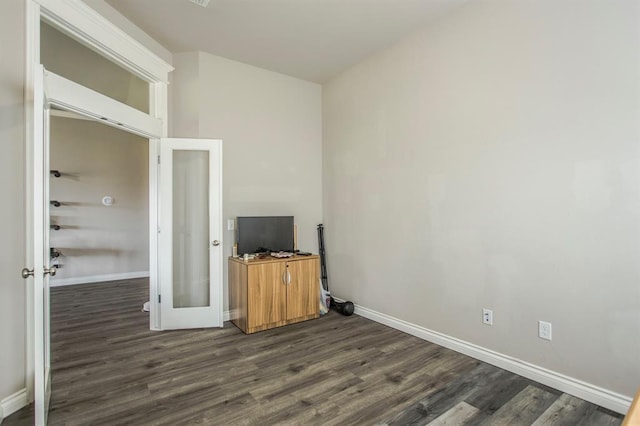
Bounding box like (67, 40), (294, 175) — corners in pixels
(40, 21), (150, 114)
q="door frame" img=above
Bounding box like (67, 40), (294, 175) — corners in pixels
(24, 0), (173, 408)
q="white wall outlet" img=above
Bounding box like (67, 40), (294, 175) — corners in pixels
(482, 308), (493, 325)
(539, 320), (552, 340)
(227, 219), (235, 231)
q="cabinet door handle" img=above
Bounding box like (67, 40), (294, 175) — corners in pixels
(282, 270), (287, 284)
(287, 270), (291, 284)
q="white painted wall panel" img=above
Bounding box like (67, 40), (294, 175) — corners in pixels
(48, 117), (149, 284)
(0, 0), (27, 404)
(323, 0), (640, 399)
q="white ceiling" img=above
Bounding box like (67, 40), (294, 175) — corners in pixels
(105, 0), (469, 83)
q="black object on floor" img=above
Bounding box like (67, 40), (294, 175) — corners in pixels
(317, 223), (355, 316)
(331, 298), (355, 316)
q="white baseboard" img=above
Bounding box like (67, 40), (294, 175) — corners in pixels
(50, 271), (150, 287)
(0, 388), (27, 422)
(224, 310), (231, 322)
(338, 299), (632, 415)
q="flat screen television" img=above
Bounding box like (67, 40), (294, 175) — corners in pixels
(237, 216), (294, 255)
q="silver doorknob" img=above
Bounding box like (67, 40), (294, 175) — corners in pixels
(211, 240), (220, 246)
(21, 268), (34, 279)
(44, 267), (57, 277)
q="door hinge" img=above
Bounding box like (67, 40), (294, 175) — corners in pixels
(158, 294), (161, 303)
(157, 155), (160, 165)
(157, 225), (161, 234)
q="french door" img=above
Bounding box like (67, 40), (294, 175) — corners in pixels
(28, 67), (224, 424)
(26, 64), (53, 426)
(159, 138), (224, 329)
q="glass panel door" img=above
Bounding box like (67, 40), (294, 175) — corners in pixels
(172, 150), (210, 308)
(159, 138), (223, 329)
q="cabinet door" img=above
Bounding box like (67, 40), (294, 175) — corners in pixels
(247, 263), (286, 329)
(286, 259), (319, 321)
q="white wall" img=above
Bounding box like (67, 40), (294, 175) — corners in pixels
(323, 0), (640, 400)
(0, 0), (26, 408)
(171, 52), (323, 311)
(49, 117), (149, 284)
(170, 52), (200, 137)
(82, 0), (172, 65)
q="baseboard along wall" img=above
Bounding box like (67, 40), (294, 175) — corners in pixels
(0, 388), (28, 423)
(333, 298), (632, 415)
(50, 271), (150, 287)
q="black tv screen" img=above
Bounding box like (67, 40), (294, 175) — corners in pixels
(237, 216), (294, 255)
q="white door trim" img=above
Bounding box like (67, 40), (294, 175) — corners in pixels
(45, 71), (163, 138)
(148, 138), (161, 330)
(147, 81), (168, 330)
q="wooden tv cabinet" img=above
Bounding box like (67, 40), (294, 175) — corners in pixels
(229, 255), (320, 334)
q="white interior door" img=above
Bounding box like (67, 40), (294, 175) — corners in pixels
(26, 64), (53, 426)
(159, 138), (223, 329)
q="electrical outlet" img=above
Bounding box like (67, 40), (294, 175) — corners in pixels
(539, 321), (552, 340)
(227, 219), (235, 231)
(482, 308), (493, 325)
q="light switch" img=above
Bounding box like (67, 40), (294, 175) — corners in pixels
(227, 219), (235, 231)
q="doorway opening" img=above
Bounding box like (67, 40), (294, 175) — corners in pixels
(41, 20), (154, 417)
(48, 111), (150, 289)
(38, 16), (159, 321)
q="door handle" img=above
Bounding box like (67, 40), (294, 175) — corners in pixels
(211, 240), (220, 246)
(21, 268), (34, 279)
(44, 267), (57, 277)
(283, 265), (291, 285)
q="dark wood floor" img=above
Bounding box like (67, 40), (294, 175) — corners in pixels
(5, 279), (623, 425)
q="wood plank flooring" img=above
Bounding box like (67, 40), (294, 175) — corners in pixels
(4, 279), (623, 425)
